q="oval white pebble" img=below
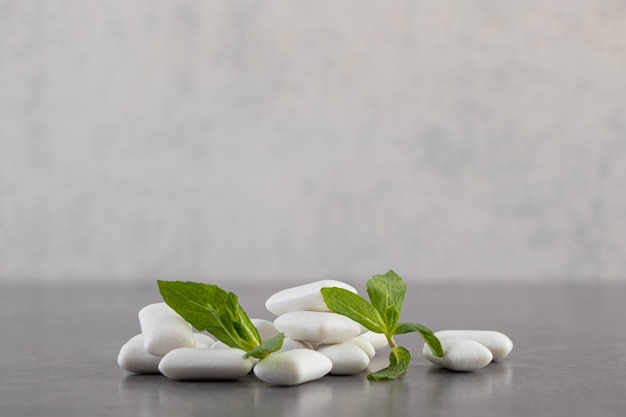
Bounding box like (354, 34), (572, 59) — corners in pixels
(139, 303), (195, 356)
(253, 349), (332, 385)
(317, 343), (371, 375)
(117, 334), (162, 374)
(274, 311), (362, 344)
(265, 280), (358, 316)
(158, 348), (254, 380)
(422, 337), (493, 371)
(434, 330), (513, 361)
(251, 318), (280, 341)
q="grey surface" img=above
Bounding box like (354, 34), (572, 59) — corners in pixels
(3, 1), (626, 284)
(1, 283), (625, 417)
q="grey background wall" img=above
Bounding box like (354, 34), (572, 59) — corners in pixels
(1, 1), (626, 285)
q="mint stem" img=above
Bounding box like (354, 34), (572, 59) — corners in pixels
(387, 336), (398, 349)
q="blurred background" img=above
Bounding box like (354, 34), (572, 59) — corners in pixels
(1, 0), (625, 286)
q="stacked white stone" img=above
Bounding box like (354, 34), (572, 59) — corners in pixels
(263, 280), (386, 379)
(117, 283), (515, 384)
(117, 302), (234, 378)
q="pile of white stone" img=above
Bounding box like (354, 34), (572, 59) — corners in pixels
(117, 280), (513, 385)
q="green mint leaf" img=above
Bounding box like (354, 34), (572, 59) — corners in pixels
(320, 287), (386, 334)
(227, 292), (261, 345)
(244, 333), (285, 359)
(366, 270), (407, 328)
(394, 322), (443, 358)
(157, 280), (261, 352)
(384, 305), (401, 331)
(367, 346), (411, 380)
(157, 280), (228, 331)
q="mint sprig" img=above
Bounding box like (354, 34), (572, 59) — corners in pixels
(321, 270), (442, 380)
(157, 280), (284, 359)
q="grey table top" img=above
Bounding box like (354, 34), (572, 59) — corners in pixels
(1, 282), (625, 417)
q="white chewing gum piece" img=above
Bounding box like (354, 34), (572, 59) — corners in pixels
(193, 333), (215, 348)
(358, 331), (389, 350)
(278, 338), (313, 352)
(138, 303), (195, 356)
(317, 343), (371, 375)
(265, 280), (358, 316)
(345, 336), (376, 359)
(253, 349), (332, 386)
(117, 334), (162, 374)
(434, 330), (513, 361)
(274, 311), (362, 344)
(251, 318), (280, 341)
(422, 337), (493, 372)
(158, 348), (254, 380)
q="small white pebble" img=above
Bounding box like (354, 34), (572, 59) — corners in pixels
(253, 349), (332, 385)
(117, 334), (162, 374)
(317, 343), (371, 375)
(159, 348), (254, 380)
(251, 318), (280, 341)
(265, 280), (358, 316)
(138, 303), (195, 356)
(274, 311), (362, 344)
(422, 337), (493, 372)
(434, 330), (513, 361)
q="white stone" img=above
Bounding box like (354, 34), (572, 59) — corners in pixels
(193, 333), (215, 348)
(274, 311), (362, 344)
(422, 337), (493, 371)
(265, 280), (358, 316)
(278, 338), (312, 352)
(346, 336), (376, 359)
(317, 343), (371, 375)
(251, 318), (280, 341)
(434, 330), (513, 361)
(358, 331), (388, 350)
(138, 303), (195, 356)
(117, 334), (162, 374)
(158, 348), (254, 380)
(253, 349), (332, 385)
